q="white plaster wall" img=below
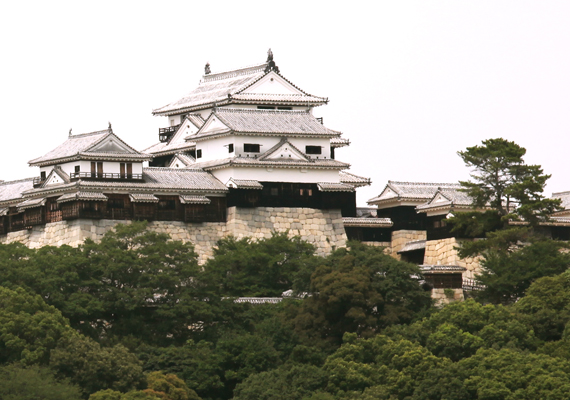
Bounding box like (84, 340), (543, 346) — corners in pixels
(211, 166), (340, 184)
(196, 136), (234, 162)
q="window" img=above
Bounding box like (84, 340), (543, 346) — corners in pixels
(40, 171), (46, 180)
(277, 106), (292, 110)
(196, 149), (202, 158)
(270, 188), (279, 196)
(305, 146), (322, 155)
(244, 143), (260, 153)
(257, 106), (275, 110)
(228, 143), (234, 153)
(74, 165), (80, 173)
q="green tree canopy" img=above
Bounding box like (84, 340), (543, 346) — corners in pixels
(0, 364), (83, 400)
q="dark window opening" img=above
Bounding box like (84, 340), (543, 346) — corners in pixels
(277, 106), (292, 110)
(305, 146), (322, 155)
(228, 143), (234, 153)
(74, 165), (80, 173)
(244, 143), (260, 153)
(257, 106), (275, 110)
(196, 149), (202, 158)
(159, 200), (176, 210)
(108, 198), (124, 209)
(40, 171), (46, 180)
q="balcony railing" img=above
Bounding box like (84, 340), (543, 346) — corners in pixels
(159, 125), (181, 142)
(33, 177), (46, 188)
(70, 172), (143, 181)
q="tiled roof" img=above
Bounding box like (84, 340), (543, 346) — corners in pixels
(179, 195), (211, 204)
(368, 181), (461, 205)
(552, 191), (570, 210)
(420, 265), (466, 272)
(416, 187), (473, 211)
(143, 140), (196, 156)
(227, 179), (264, 190)
(152, 62), (327, 116)
(129, 193), (159, 203)
(57, 192), (108, 203)
(257, 138), (310, 162)
(317, 182), (355, 192)
(167, 153), (196, 168)
(0, 178), (35, 205)
(153, 64), (268, 115)
(342, 217), (393, 228)
(29, 129), (151, 166)
(331, 136), (350, 147)
(194, 156), (349, 171)
(339, 171), (371, 187)
(18, 197), (47, 211)
(0, 208), (8, 217)
(397, 240), (426, 253)
(206, 109), (341, 137)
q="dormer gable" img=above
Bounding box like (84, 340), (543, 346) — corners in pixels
(240, 71), (304, 95)
(258, 138), (310, 162)
(42, 167), (70, 187)
(87, 133), (140, 154)
(194, 113), (232, 137)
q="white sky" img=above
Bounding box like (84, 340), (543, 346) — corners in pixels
(1, 1), (569, 206)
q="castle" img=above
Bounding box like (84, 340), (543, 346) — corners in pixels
(2, 50), (569, 283)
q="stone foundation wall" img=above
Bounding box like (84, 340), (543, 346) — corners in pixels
(431, 288), (465, 307)
(0, 207), (347, 264)
(424, 237), (482, 279)
(389, 230), (427, 260)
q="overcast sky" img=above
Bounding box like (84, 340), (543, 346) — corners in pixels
(1, 1), (569, 206)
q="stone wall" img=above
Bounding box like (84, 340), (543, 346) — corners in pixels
(431, 288), (465, 307)
(389, 230), (427, 260)
(424, 237), (482, 279)
(0, 207), (347, 264)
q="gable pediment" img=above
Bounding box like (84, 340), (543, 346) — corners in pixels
(258, 139), (310, 162)
(197, 114), (232, 135)
(42, 168), (69, 187)
(88, 134), (138, 154)
(241, 71), (304, 95)
(378, 186), (398, 200)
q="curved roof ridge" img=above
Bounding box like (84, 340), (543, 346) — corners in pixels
(69, 129), (111, 138)
(202, 63), (267, 82)
(388, 180), (461, 186)
(0, 177), (35, 185)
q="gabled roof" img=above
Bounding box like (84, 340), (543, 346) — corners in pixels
(144, 115), (203, 156)
(29, 128), (152, 167)
(227, 179), (264, 190)
(167, 153), (197, 168)
(339, 171), (371, 187)
(152, 59), (327, 116)
(367, 181), (461, 207)
(257, 138), (310, 162)
(416, 187), (474, 214)
(192, 109), (341, 141)
(0, 178), (34, 206)
(194, 156), (349, 171)
(40, 166), (70, 188)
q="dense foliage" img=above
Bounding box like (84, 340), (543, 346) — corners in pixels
(2, 220), (570, 399)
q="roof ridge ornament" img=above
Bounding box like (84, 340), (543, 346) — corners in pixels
(205, 62), (211, 75)
(264, 48), (279, 74)
(108, 122), (112, 133)
(69, 128), (72, 137)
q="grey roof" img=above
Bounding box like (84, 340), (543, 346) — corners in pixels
(420, 265), (466, 272)
(416, 187), (473, 211)
(179, 195), (211, 204)
(18, 197), (47, 211)
(257, 138), (310, 162)
(342, 217), (393, 228)
(227, 179), (264, 189)
(397, 240), (426, 253)
(167, 153), (196, 168)
(552, 191), (570, 211)
(331, 136), (350, 147)
(368, 181), (461, 205)
(57, 192), (108, 203)
(130, 193), (159, 203)
(194, 156), (349, 171)
(143, 140), (196, 156)
(24, 168), (228, 197)
(317, 182), (355, 192)
(0, 178), (35, 205)
(152, 63), (326, 116)
(29, 129), (151, 166)
(339, 171), (371, 187)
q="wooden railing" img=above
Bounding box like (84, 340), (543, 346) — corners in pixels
(159, 125), (180, 142)
(70, 172), (143, 180)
